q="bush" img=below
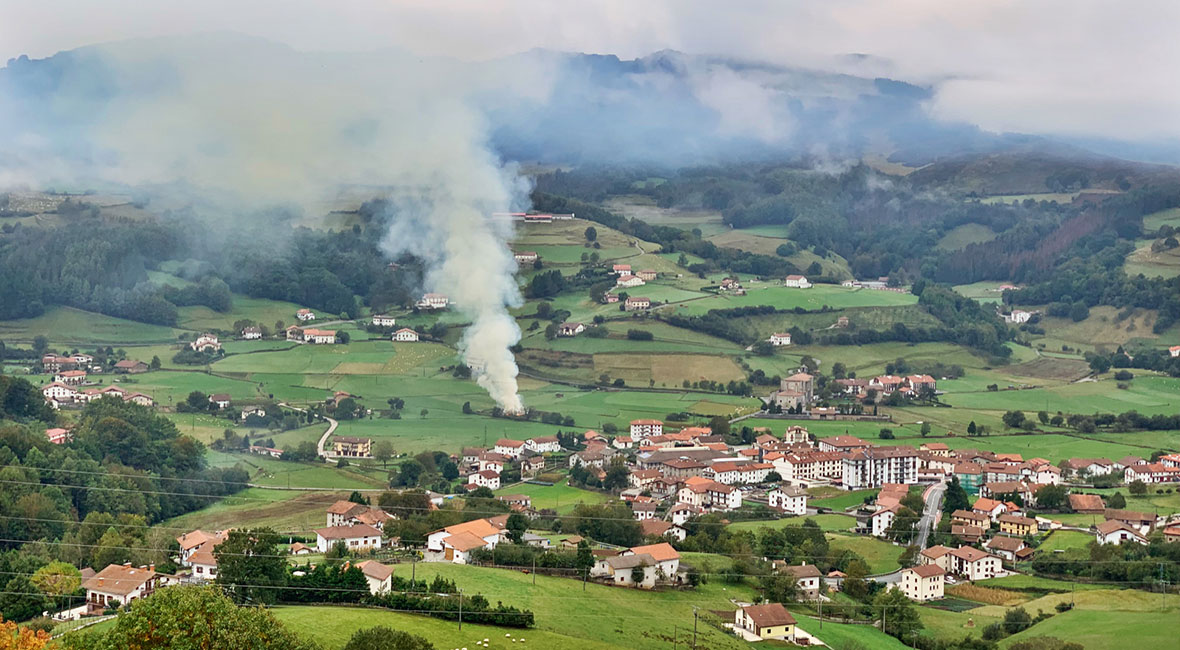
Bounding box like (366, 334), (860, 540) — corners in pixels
(343, 626), (435, 650)
(626, 329), (654, 341)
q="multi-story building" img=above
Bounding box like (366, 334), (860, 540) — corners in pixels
(841, 446), (919, 489)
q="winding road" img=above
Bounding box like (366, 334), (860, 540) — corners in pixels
(278, 401), (338, 458)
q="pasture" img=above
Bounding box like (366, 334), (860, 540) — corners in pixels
(727, 513), (856, 533)
(936, 223), (998, 251)
(824, 533), (903, 574)
(673, 284), (918, 316)
(0, 306), (184, 344)
(493, 478), (611, 514)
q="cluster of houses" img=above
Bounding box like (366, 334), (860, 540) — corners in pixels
(40, 353), (150, 376)
(831, 373), (938, 399)
(416, 293), (449, 310)
(718, 276), (746, 295)
(459, 436), (560, 491)
(41, 382), (156, 410)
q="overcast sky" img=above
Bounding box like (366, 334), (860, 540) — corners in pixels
(3, 0), (1179, 141)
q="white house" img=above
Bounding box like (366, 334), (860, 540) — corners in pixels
(393, 328), (419, 342)
(1096, 520), (1147, 546)
(494, 438), (526, 458)
(313, 523), (383, 553)
(416, 293), (449, 309)
(82, 564), (165, 614)
(190, 333), (222, 352)
(783, 275), (812, 289)
(1002, 309), (1033, 324)
(426, 516), (506, 564)
(296, 308), (316, 321)
(513, 251), (539, 264)
(42, 382), (78, 403)
(187, 546), (219, 581)
(525, 436), (561, 453)
(870, 505), (897, 538)
(611, 264), (632, 275)
(468, 470), (501, 490)
(734, 603), (796, 641)
(767, 485), (808, 515)
(624, 296), (651, 311)
(372, 314), (397, 327)
(302, 328), (337, 344)
(558, 322), (586, 337)
(1170, 345), (1180, 358)
(898, 565), (945, 601)
(1124, 463), (1180, 484)
(947, 547), (1002, 580)
(241, 326), (263, 339)
(616, 274), (646, 288)
(768, 333), (792, 346)
(355, 560), (394, 594)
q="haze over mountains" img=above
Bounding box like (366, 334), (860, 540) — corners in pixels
(1, 33), (1177, 196)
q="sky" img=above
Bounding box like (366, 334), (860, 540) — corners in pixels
(2, 0), (1179, 142)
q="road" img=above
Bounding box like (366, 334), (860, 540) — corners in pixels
(279, 402), (338, 458)
(915, 481), (945, 549)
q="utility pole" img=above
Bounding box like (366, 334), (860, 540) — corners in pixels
(412, 556), (416, 583)
(533, 556), (536, 585)
(458, 589), (463, 631)
(692, 607), (698, 649)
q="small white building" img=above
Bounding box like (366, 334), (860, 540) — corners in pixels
(355, 560), (394, 595)
(558, 322), (586, 337)
(525, 436), (561, 454)
(302, 328), (337, 344)
(393, 328), (419, 342)
(296, 308), (316, 321)
(241, 326), (263, 340)
(768, 333), (792, 346)
(1096, 520), (1147, 546)
(190, 333), (222, 352)
(494, 438), (526, 458)
(783, 275), (812, 289)
(767, 485), (808, 515)
(870, 505), (896, 538)
(82, 564), (164, 614)
(616, 274), (646, 288)
(372, 314), (397, 328)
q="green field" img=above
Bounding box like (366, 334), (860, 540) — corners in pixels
(808, 489), (877, 512)
(994, 589), (1180, 650)
(1036, 530), (1093, 553)
(937, 223), (997, 251)
(0, 306), (184, 344)
(825, 533), (903, 574)
(728, 513), (856, 533)
(673, 284), (917, 316)
(942, 375), (1180, 416)
(176, 295), (310, 332)
(494, 479), (612, 514)
(162, 487), (351, 534)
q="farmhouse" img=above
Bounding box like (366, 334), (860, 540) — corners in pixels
(42, 382), (78, 404)
(513, 251), (539, 264)
(187, 546), (220, 581)
(393, 328), (419, 342)
(1096, 520), (1147, 545)
(525, 435), (561, 453)
(898, 564), (945, 601)
(333, 436), (372, 457)
(624, 296), (651, 311)
(558, 322), (586, 337)
(302, 328), (337, 344)
(1104, 509), (1156, 534)
(114, 359), (148, 373)
(426, 516), (507, 563)
(1169, 345), (1180, 358)
(241, 326), (263, 339)
(371, 314), (396, 327)
(768, 332), (792, 346)
(83, 563), (165, 614)
(44, 427), (71, 444)
(296, 308), (316, 321)
(776, 563), (821, 599)
(985, 535), (1032, 562)
(616, 274), (646, 288)
(313, 523), (383, 553)
(1068, 493), (1105, 514)
(416, 293), (449, 309)
(783, 275), (811, 288)
(190, 333), (221, 352)
(209, 394), (232, 409)
(494, 438), (526, 458)
(1124, 462), (1180, 484)
(611, 264), (631, 275)
(636, 269), (657, 281)
(55, 369), (86, 385)
(602, 293), (619, 304)
(734, 603), (796, 641)
(325, 500), (392, 530)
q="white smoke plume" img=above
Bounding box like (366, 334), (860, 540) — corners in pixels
(0, 34), (553, 411)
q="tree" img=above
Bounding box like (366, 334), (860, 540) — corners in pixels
(150, 355), (161, 370)
(886, 506), (920, 543)
(67, 585), (318, 650)
(419, 408), (429, 419)
(0, 616), (53, 650)
(0, 576), (46, 623)
(506, 513), (528, 544)
(602, 462), (630, 491)
(337, 331), (350, 344)
(31, 336), (48, 354)
(841, 559), (870, 601)
(584, 226), (597, 242)
(215, 528), (287, 604)
(1128, 480), (1147, 496)
(752, 341), (775, 356)
(348, 491), (367, 505)
(1036, 484), (1067, 510)
(1037, 410), (1049, 425)
(372, 440), (395, 468)
(342, 626), (434, 650)
(1002, 607), (1033, 635)
(1108, 491), (1126, 509)
(1089, 355), (1111, 374)
(630, 565), (646, 586)
(967, 421), (977, 436)
(920, 422), (931, 437)
(1002, 410), (1026, 429)
(871, 587), (923, 640)
(30, 561), (81, 598)
(943, 477), (970, 514)
(462, 401), (473, 414)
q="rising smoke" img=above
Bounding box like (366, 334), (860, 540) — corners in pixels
(0, 34), (554, 411)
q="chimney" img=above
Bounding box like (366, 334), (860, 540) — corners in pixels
(149, 564), (155, 572)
